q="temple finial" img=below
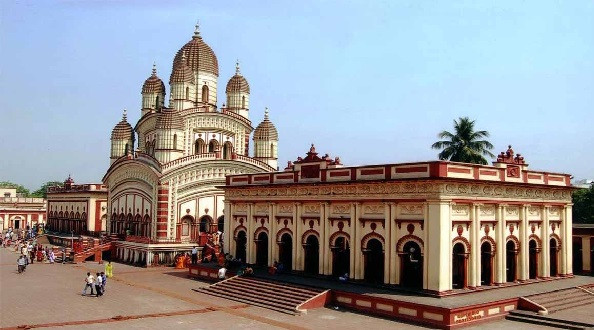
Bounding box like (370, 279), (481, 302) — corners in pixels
(152, 62), (156, 76)
(122, 108), (127, 121)
(194, 20), (200, 37)
(235, 59), (240, 74)
(264, 107), (269, 119)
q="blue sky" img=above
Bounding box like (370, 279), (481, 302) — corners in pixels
(1, 0), (592, 190)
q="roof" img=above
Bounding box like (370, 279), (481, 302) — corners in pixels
(172, 28), (218, 77)
(253, 109), (278, 140)
(155, 107), (184, 129)
(111, 111), (133, 140)
(142, 64), (166, 94)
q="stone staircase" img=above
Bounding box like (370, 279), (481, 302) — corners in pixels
(506, 310), (594, 330)
(525, 287), (594, 314)
(197, 276), (329, 314)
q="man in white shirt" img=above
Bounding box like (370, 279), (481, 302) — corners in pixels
(82, 272), (95, 296)
(191, 246), (198, 265)
(218, 267), (227, 280)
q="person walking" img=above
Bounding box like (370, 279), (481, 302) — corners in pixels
(48, 249), (55, 264)
(105, 261), (113, 278)
(100, 272), (107, 293)
(82, 272), (95, 296)
(94, 273), (103, 297)
(191, 246), (198, 265)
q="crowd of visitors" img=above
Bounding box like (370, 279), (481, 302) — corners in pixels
(82, 271), (108, 297)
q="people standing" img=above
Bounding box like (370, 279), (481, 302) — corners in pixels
(191, 246), (198, 265)
(105, 261), (113, 278)
(95, 273), (103, 297)
(48, 249), (55, 264)
(82, 272), (95, 296)
(100, 272), (107, 293)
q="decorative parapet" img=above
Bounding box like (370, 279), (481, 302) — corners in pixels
(161, 153), (275, 173)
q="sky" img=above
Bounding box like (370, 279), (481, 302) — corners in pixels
(0, 0), (593, 190)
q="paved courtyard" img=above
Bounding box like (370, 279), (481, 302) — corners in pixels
(0, 247), (553, 329)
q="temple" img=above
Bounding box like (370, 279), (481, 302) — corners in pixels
(102, 24), (279, 265)
(223, 145), (574, 294)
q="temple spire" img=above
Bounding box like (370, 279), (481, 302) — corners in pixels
(235, 59), (240, 74)
(194, 20), (201, 38)
(122, 109), (127, 121)
(151, 62), (157, 76)
(264, 107), (269, 120)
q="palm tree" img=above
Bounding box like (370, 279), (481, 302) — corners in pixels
(431, 117), (495, 165)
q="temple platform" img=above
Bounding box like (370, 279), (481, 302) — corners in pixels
(188, 263), (594, 328)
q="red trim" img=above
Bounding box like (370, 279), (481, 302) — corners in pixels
(448, 167), (472, 174)
(479, 170), (498, 176)
(253, 176), (269, 182)
(527, 174), (542, 180)
(360, 168), (384, 176)
(275, 174), (293, 180)
(396, 166), (428, 174)
(329, 170), (351, 177)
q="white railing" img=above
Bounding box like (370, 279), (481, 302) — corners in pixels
(161, 153), (274, 172)
(0, 197), (45, 203)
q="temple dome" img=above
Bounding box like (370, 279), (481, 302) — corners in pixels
(226, 61), (250, 93)
(172, 24), (219, 77)
(155, 107), (184, 129)
(142, 64), (165, 94)
(111, 111), (134, 139)
(254, 109), (278, 140)
(170, 55), (195, 84)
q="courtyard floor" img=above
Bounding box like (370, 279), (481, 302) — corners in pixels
(0, 247), (557, 329)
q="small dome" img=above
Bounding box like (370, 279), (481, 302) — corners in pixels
(254, 108), (278, 140)
(142, 64), (166, 94)
(155, 107), (184, 129)
(111, 111), (134, 140)
(173, 24), (219, 77)
(170, 55), (195, 84)
(226, 61), (250, 93)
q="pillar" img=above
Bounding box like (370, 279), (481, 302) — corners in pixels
(541, 205), (550, 277)
(423, 202), (429, 289)
(469, 204), (480, 288)
(295, 203), (303, 271)
(389, 203), (398, 285)
(322, 203), (331, 275)
(292, 203), (299, 271)
(353, 203), (362, 280)
(246, 203), (254, 264)
(268, 203), (275, 267)
(426, 200), (452, 292)
(383, 202), (392, 284)
(224, 201), (232, 255)
(495, 205), (505, 284)
(563, 204), (573, 275)
(518, 205), (529, 281)
(349, 202), (356, 279)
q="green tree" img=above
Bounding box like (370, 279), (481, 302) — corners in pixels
(431, 117), (495, 165)
(0, 181), (30, 197)
(31, 181), (64, 198)
(573, 185), (594, 224)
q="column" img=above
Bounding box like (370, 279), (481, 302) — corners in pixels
(268, 203), (276, 267)
(292, 203), (299, 271)
(563, 205), (573, 275)
(349, 202), (356, 279)
(495, 205), (505, 284)
(353, 203), (362, 280)
(519, 205), (529, 281)
(322, 202), (331, 275)
(389, 203), (398, 285)
(426, 200), (452, 292)
(223, 201), (232, 255)
(383, 202), (392, 284)
(469, 204), (480, 288)
(540, 205), (550, 277)
(295, 203), (303, 271)
(423, 202), (430, 289)
(246, 203), (254, 264)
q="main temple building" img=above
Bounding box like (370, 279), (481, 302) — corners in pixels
(103, 24), (279, 265)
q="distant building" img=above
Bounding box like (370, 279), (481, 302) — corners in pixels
(46, 176), (108, 236)
(0, 188), (46, 231)
(572, 224), (593, 275)
(573, 179), (593, 189)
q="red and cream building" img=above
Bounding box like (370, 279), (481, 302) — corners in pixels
(223, 145), (574, 294)
(46, 176), (108, 236)
(0, 188), (46, 231)
(103, 24), (279, 266)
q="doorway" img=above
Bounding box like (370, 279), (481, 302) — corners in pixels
(304, 235), (319, 275)
(364, 239), (384, 284)
(256, 232), (268, 267)
(452, 243), (467, 289)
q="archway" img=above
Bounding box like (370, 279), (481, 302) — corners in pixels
(223, 142), (233, 160)
(452, 243), (467, 289)
(400, 241), (423, 289)
(304, 235), (319, 275)
(235, 231), (247, 263)
(195, 139), (205, 154)
(208, 140), (218, 153)
(573, 238), (583, 273)
(480, 241), (493, 286)
(364, 239), (384, 284)
(529, 240), (538, 279)
(506, 240), (517, 282)
(332, 236), (350, 278)
(550, 238), (558, 277)
(199, 216), (212, 233)
(217, 216), (224, 233)
(256, 231), (268, 267)
(279, 233), (293, 272)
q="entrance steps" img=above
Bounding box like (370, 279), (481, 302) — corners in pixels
(506, 310), (594, 329)
(524, 287), (594, 314)
(197, 276), (329, 314)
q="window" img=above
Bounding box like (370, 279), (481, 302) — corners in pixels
(241, 95), (245, 108)
(155, 95), (160, 109)
(173, 134), (177, 149)
(4, 192), (10, 198)
(208, 140), (218, 153)
(202, 85), (209, 103)
(185, 87), (189, 100)
(195, 139), (205, 154)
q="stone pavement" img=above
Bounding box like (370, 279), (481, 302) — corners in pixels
(0, 247), (554, 329)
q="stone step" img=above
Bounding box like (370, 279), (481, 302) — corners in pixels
(529, 288), (583, 304)
(203, 284), (299, 309)
(547, 297), (594, 313)
(233, 278), (321, 298)
(199, 287), (298, 314)
(238, 277), (323, 295)
(216, 281), (312, 303)
(506, 313), (590, 330)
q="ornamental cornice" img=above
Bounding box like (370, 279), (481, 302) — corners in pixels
(226, 181), (572, 203)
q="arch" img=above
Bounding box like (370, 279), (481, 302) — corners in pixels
(199, 215), (213, 233)
(185, 86), (189, 99)
(301, 229), (320, 245)
(180, 215), (194, 237)
(506, 239), (518, 282)
(549, 233), (562, 249)
(396, 235), (424, 254)
(155, 95), (160, 108)
(400, 240), (423, 288)
(70, 211), (75, 219)
(195, 139), (206, 154)
(80, 212), (87, 220)
(255, 231), (268, 267)
(528, 234), (542, 248)
(233, 225), (247, 240)
(278, 232), (293, 271)
(235, 230), (247, 263)
(332, 236), (350, 278)
(529, 239), (539, 279)
(208, 139), (219, 153)
(505, 235), (521, 252)
(480, 236), (497, 253)
(550, 236), (560, 276)
(276, 228), (293, 243)
(253, 226), (270, 241)
(304, 234), (320, 275)
(364, 238), (385, 283)
(223, 141), (233, 160)
(452, 242), (468, 289)
(217, 215), (224, 233)
(361, 232), (385, 251)
(241, 95), (245, 108)
(329, 231), (350, 247)
(202, 85), (209, 103)
(452, 236), (471, 253)
(173, 134), (177, 149)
